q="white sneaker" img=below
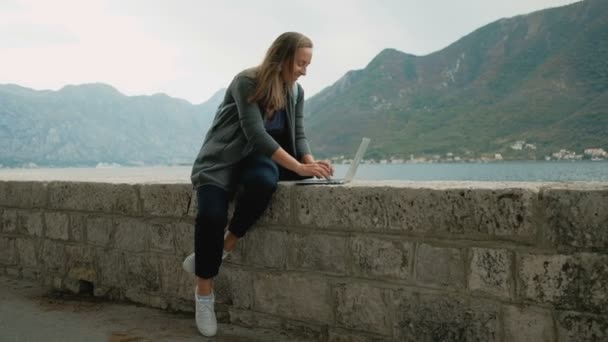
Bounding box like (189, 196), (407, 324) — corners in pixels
(183, 253), (195, 273)
(195, 288), (217, 337)
(183, 231), (232, 274)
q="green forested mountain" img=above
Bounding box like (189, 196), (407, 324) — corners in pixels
(0, 84), (224, 167)
(305, 0), (608, 159)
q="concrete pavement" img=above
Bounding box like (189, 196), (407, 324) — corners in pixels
(0, 276), (294, 342)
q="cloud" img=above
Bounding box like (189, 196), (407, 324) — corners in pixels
(1, 0), (582, 103)
(1, 0), (182, 98)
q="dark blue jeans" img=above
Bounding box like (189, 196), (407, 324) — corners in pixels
(194, 154), (299, 279)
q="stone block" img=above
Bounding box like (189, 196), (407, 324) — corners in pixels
(86, 215), (114, 247)
(387, 185), (537, 240)
(556, 311), (608, 342)
(0, 181), (5, 206)
(6, 267), (20, 277)
(294, 186), (390, 230)
(234, 229), (288, 269)
(43, 275), (63, 289)
(15, 238), (37, 267)
(148, 221), (174, 253)
(253, 272), (332, 323)
(114, 217), (148, 252)
(518, 253), (608, 313)
(228, 308), (326, 341)
(93, 285), (122, 300)
(350, 235), (412, 279)
(39, 240), (66, 274)
(0, 181), (47, 208)
(158, 255), (193, 301)
(124, 253), (160, 292)
(1, 209), (17, 232)
(18, 210), (43, 237)
(258, 185), (291, 225)
(96, 248), (127, 288)
(113, 184), (141, 215)
(65, 245), (97, 283)
(541, 186), (608, 249)
(48, 182), (114, 212)
(44, 212), (69, 240)
(140, 184), (191, 217)
(227, 308), (282, 331)
(68, 213), (85, 242)
(468, 247), (512, 298)
(147, 295), (169, 310)
(519, 253), (576, 307)
(172, 221), (194, 257)
(22, 269), (39, 280)
(503, 305), (554, 342)
(214, 264), (254, 309)
(334, 282), (392, 335)
(279, 319), (328, 342)
(393, 291), (500, 341)
(287, 232), (348, 274)
(0, 237), (17, 265)
(415, 243), (465, 288)
(60, 279), (80, 296)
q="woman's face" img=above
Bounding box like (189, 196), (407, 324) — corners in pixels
(282, 47), (312, 84)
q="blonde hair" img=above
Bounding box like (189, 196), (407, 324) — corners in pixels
(249, 32), (313, 115)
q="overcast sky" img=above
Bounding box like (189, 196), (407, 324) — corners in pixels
(1, 0), (580, 104)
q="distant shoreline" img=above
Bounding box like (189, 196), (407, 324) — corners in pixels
(0, 159), (606, 170)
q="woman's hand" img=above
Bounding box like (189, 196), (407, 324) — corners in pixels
(271, 149), (335, 179)
(298, 155), (335, 179)
(295, 162), (331, 179)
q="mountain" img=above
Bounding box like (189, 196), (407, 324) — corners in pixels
(2, 0), (605, 167)
(304, 0), (608, 159)
(0, 84), (225, 167)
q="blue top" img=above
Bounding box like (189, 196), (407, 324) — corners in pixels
(264, 109), (286, 136)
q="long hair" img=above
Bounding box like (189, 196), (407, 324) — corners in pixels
(249, 32), (313, 115)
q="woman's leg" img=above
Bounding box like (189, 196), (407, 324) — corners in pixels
(194, 184), (229, 295)
(227, 154), (279, 239)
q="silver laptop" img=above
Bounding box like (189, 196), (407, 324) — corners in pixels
(294, 137), (370, 185)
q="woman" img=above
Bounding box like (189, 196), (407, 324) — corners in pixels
(184, 32), (333, 337)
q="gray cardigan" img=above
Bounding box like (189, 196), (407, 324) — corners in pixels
(190, 68), (312, 191)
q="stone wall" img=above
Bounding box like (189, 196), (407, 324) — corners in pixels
(1, 180), (607, 341)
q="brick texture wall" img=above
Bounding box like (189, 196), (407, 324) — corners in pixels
(1, 180), (607, 341)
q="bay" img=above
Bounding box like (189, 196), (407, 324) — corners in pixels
(352, 161), (608, 182)
(0, 161), (606, 183)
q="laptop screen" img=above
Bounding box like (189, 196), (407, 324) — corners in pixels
(343, 137), (371, 182)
